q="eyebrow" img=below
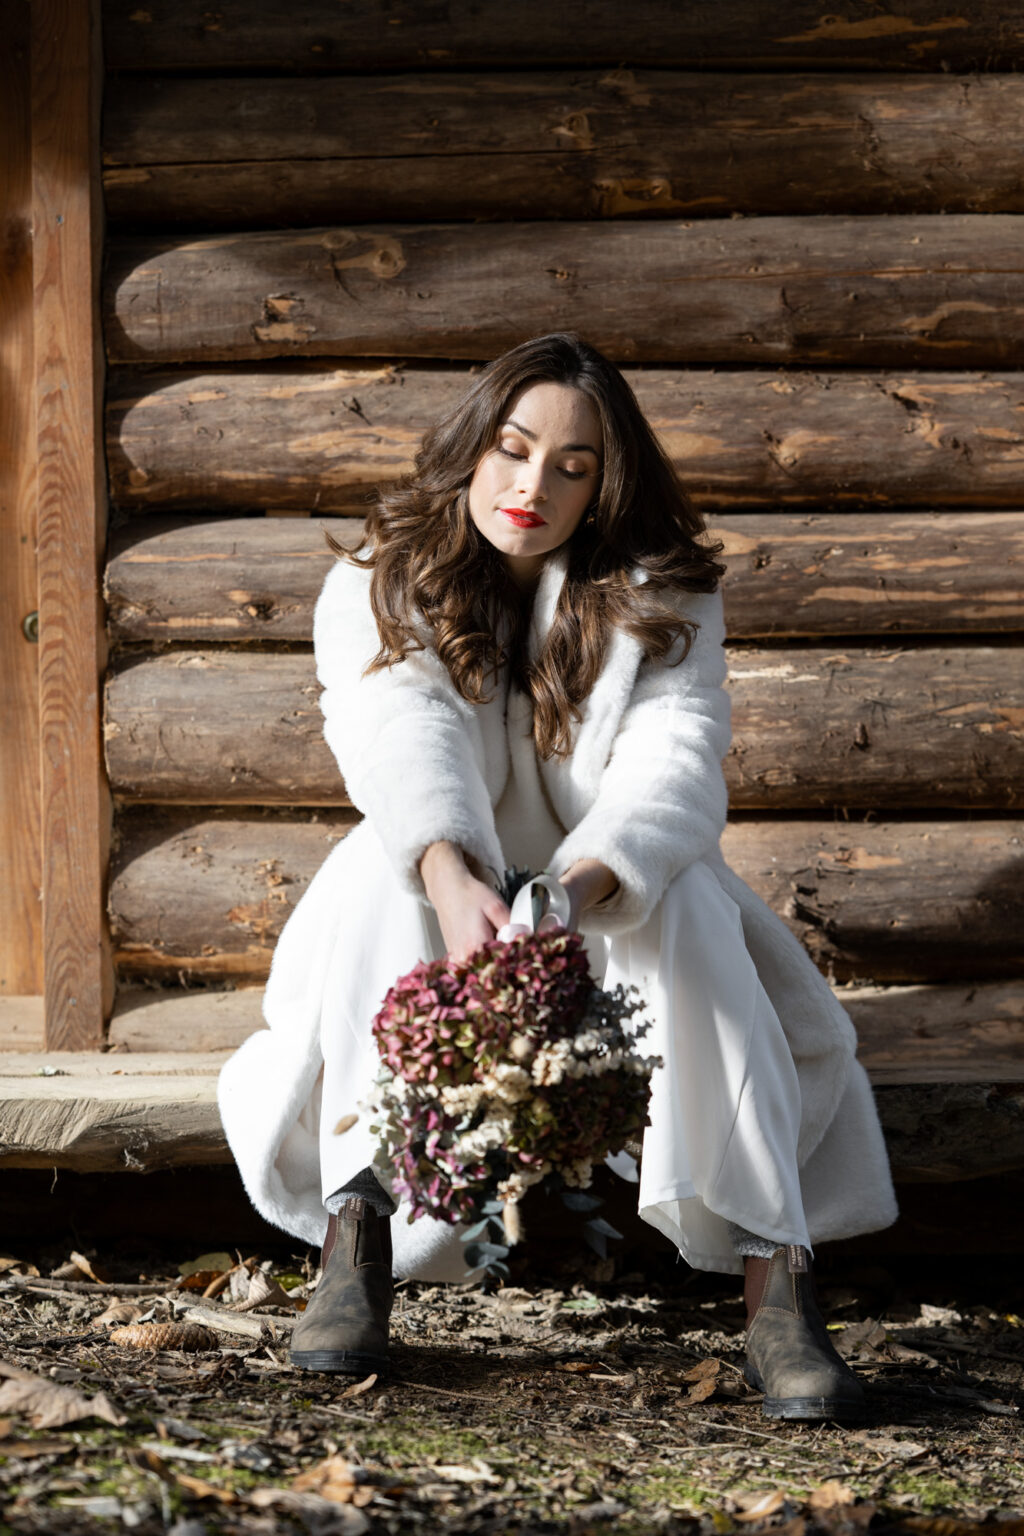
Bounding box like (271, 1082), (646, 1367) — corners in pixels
(505, 418), (600, 456)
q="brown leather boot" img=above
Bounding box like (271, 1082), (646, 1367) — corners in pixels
(743, 1245), (865, 1421)
(289, 1198), (393, 1375)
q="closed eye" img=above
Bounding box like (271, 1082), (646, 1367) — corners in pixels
(497, 444), (588, 478)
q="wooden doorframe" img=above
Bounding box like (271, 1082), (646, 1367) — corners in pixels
(31, 0), (112, 1049)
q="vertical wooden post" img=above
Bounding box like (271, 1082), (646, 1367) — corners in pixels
(0, 1), (43, 1010)
(32, 0), (112, 1048)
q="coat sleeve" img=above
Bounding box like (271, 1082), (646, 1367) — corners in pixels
(313, 557), (505, 899)
(549, 586), (732, 933)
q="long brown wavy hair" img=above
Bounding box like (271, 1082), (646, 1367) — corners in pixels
(330, 333), (725, 760)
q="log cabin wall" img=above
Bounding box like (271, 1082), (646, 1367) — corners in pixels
(99, 2), (1023, 1091)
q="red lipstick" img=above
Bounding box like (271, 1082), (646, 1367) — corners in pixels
(501, 508), (546, 528)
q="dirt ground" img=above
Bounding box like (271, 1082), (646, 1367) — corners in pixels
(1, 1238), (1022, 1536)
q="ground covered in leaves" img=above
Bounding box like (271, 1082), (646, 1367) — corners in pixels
(1, 1241), (1022, 1536)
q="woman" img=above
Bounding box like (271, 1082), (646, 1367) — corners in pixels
(218, 333), (897, 1419)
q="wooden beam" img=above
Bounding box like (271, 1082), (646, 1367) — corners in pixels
(32, 0), (111, 1048)
(105, 512), (1024, 642)
(0, 1052), (233, 1172)
(104, 216), (1024, 367)
(106, 364), (1024, 512)
(103, 643), (1024, 811)
(106, 810), (1024, 986)
(101, 1), (1022, 74)
(0, 1), (42, 998)
(101, 72), (1024, 228)
(1, 1049), (1021, 1179)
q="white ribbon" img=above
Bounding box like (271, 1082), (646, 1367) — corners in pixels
(497, 873), (571, 941)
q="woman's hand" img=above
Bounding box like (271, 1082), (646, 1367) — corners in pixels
(555, 859), (619, 933)
(419, 841), (511, 961)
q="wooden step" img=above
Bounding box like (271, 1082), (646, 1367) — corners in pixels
(0, 1051), (232, 1172)
(1, 1046), (1021, 1181)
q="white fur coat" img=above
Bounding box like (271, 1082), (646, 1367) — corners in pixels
(218, 549), (897, 1271)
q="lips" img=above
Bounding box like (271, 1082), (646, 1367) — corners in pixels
(500, 508), (546, 528)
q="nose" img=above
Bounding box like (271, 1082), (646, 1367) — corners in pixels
(516, 455), (549, 504)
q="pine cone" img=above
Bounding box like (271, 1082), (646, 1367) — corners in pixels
(108, 1322), (218, 1351)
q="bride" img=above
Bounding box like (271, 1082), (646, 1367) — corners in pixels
(218, 332), (896, 1420)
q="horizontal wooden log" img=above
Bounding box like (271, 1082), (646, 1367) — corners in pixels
(104, 645), (1024, 811)
(873, 1084), (1024, 1182)
(104, 216), (1024, 367)
(106, 365), (1024, 512)
(106, 979), (1024, 1088)
(102, 1), (1023, 73)
(0, 1052), (233, 1172)
(106, 513), (1024, 642)
(108, 810), (1024, 984)
(102, 72), (1024, 228)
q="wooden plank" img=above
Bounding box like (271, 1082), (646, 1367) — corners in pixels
(0, 1051), (232, 1171)
(106, 364), (1024, 512)
(101, 1), (1022, 73)
(102, 71), (1024, 228)
(0, 0), (43, 997)
(107, 810), (1024, 985)
(104, 215), (1024, 367)
(33, 0), (111, 1048)
(106, 980), (1024, 1088)
(103, 644), (1024, 811)
(0, 998), (45, 1053)
(1, 1048), (1021, 1178)
(105, 512), (1024, 642)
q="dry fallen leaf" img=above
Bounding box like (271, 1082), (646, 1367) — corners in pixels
(809, 1482), (856, 1511)
(682, 1358), (722, 1403)
(0, 1435), (73, 1458)
(556, 1361), (600, 1374)
(228, 1267), (295, 1313)
(735, 1490), (786, 1522)
(69, 1251), (107, 1284)
(249, 1487), (370, 1532)
(109, 1322), (218, 1352)
(339, 1373), (378, 1400)
(135, 1447), (236, 1504)
(0, 1362), (125, 1429)
(333, 1113), (359, 1135)
(94, 1300), (144, 1329)
(292, 1454), (371, 1505)
(0, 1258), (39, 1277)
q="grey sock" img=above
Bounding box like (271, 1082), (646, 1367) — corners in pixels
(728, 1222), (781, 1261)
(325, 1166), (397, 1218)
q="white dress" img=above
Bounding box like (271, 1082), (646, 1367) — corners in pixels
(219, 552), (898, 1280)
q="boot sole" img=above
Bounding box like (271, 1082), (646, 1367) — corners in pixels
(289, 1348), (388, 1377)
(744, 1362), (865, 1422)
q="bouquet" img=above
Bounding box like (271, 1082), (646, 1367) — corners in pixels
(364, 874), (661, 1249)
